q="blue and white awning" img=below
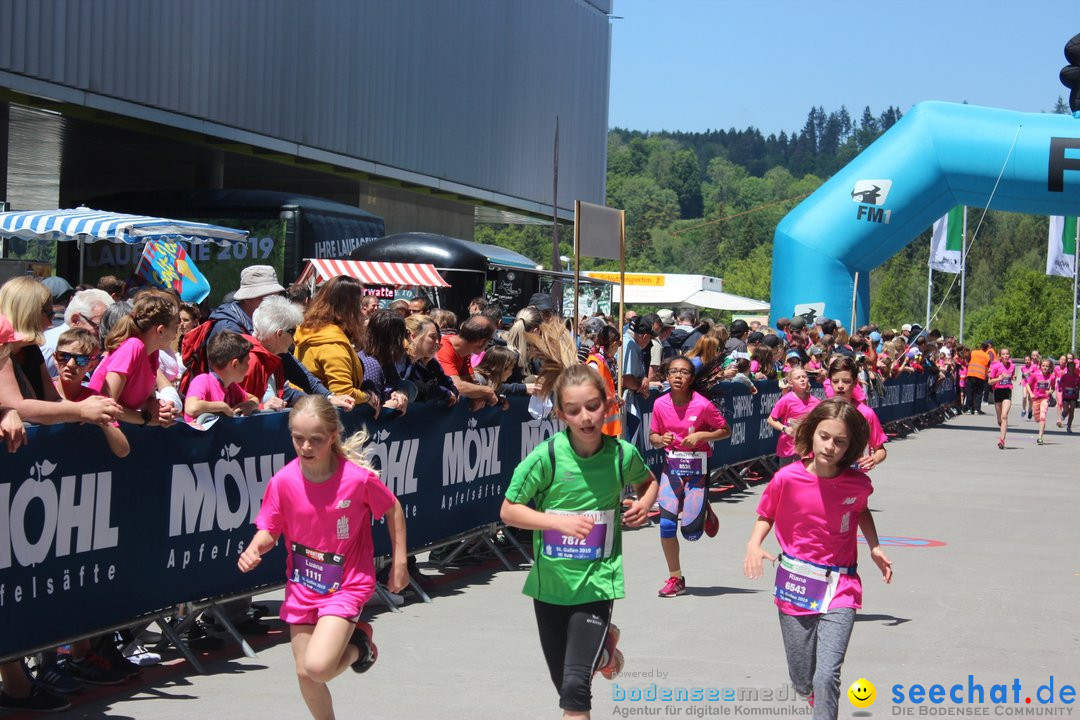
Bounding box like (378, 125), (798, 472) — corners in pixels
(0, 207), (247, 246)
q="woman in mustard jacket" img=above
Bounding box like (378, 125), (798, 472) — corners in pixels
(294, 276), (380, 411)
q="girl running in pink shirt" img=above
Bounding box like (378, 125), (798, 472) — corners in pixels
(238, 395), (409, 720)
(768, 366), (820, 467)
(744, 398), (893, 719)
(826, 356), (887, 471)
(987, 348), (1017, 449)
(1055, 356), (1069, 428)
(1027, 358), (1055, 445)
(648, 356), (730, 598)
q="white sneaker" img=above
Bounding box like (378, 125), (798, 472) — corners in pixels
(122, 643), (162, 666)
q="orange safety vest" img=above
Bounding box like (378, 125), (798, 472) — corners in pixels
(586, 352), (622, 437)
(967, 350), (990, 380)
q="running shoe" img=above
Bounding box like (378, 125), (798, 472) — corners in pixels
(658, 576), (686, 598)
(704, 503), (719, 538)
(594, 623), (623, 680)
(349, 621), (378, 673)
(1057, 420), (1064, 428)
(1037, 437), (1044, 445)
(60, 654), (128, 686)
(0, 687), (71, 714)
(32, 661), (83, 695)
(997, 439), (1005, 450)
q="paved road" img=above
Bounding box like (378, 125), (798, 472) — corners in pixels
(40, 409), (1080, 719)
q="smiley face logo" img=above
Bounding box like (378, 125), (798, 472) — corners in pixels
(848, 678), (876, 708)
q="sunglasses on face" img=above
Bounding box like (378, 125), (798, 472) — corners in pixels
(55, 351), (98, 367)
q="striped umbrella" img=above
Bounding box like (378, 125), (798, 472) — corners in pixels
(0, 207), (247, 246)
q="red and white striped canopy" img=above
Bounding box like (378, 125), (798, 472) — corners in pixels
(298, 258), (450, 287)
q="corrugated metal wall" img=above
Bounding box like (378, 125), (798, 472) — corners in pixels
(0, 0), (611, 212)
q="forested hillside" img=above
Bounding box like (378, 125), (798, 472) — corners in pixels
(478, 101), (1077, 354)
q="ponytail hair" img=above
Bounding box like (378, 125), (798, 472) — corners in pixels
(104, 289), (178, 352)
(289, 395), (375, 472)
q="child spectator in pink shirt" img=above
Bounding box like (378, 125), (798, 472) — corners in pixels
(89, 289), (179, 426)
(53, 327), (130, 457)
(183, 331), (260, 423)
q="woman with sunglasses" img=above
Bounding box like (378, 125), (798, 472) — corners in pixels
(648, 356), (730, 598)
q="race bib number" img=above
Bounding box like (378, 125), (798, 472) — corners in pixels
(773, 554), (840, 613)
(1037, 381), (1050, 391)
(666, 451), (707, 476)
(541, 509), (616, 560)
(290, 542), (345, 595)
(1064, 387), (1079, 400)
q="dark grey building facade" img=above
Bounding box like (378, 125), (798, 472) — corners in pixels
(0, 0), (612, 238)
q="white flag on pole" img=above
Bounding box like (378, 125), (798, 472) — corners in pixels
(929, 206), (964, 274)
(1046, 216), (1077, 278)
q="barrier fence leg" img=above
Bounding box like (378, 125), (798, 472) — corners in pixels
(206, 604), (257, 659)
(407, 574), (433, 604)
(373, 584), (403, 613)
(480, 534), (518, 571)
(155, 613), (208, 675)
(432, 538), (472, 568)
(500, 528), (534, 565)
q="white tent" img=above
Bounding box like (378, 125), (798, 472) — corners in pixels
(580, 272), (769, 312)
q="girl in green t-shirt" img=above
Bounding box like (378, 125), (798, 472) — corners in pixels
(501, 364), (658, 719)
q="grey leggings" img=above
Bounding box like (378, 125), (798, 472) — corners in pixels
(778, 607), (856, 720)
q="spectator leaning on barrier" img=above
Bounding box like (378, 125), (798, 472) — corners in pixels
(357, 310), (412, 414)
(207, 264), (285, 342)
(183, 331), (260, 423)
(244, 295), (355, 410)
(403, 313), (458, 405)
(52, 327), (130, 458)
(42, 287), (114, 379)
(89, 289), (180, 427)
(0, 277), (123, 427)
(437, 314), (498, 409)
(294, 275), (379, 411)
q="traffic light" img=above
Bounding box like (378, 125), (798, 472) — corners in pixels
(1061, 32), (1080, 113)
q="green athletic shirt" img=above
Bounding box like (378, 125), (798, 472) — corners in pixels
(505, 430), (652, 605)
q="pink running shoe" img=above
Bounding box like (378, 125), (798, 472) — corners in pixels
(658, 576), (686, 598)
(594, 623), (623, 680)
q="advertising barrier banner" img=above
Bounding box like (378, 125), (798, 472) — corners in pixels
(0, 373), (952, 660)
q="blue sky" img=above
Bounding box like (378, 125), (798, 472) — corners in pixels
(608, 1), (1077, 135)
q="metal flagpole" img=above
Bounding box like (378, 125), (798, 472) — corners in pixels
(1072, 218), (1079, 352)
(926, 262), (933, 331)
(959, 207), (968, 344)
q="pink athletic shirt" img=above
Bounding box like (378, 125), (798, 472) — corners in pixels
(1027, 371), (1055, 399)
(183, 372), (249, 422)
(823, 378), (866, 403)
(256, 457), (396, 623)
(650, 391), (727, 456)
(988, 361), (1016, 389)
(88, 336), (159, 410)
(855, 401), (888, 450)
(769, 391), (821, 458)
(756, 461), (873, 616)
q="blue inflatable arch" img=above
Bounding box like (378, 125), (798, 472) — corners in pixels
(770, 101), (1080, 327)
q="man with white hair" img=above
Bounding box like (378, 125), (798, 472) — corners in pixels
(242, 296), (354, 410)
(42, 288), (114, 379)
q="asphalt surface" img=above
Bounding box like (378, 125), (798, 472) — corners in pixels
(20, 406), (1080, 720)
